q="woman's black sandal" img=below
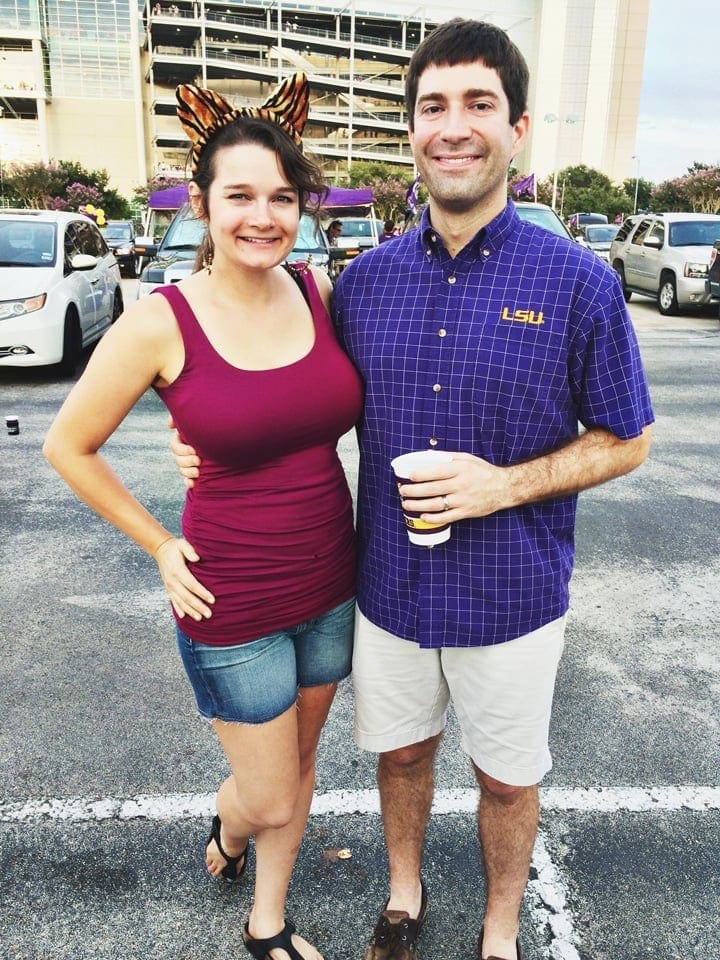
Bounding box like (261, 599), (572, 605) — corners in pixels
(242, 919), (305, 960)
(205, 813), (249, 884)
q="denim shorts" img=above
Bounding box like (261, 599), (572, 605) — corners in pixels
(176, 597), (355, 724)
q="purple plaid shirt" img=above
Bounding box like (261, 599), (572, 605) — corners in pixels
(333, 203), (654, 648)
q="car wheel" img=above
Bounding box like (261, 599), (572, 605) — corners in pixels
(614, 263), (632, 302)
(59, 309), (82, 377)
(658, 273), (679, 316)
(112, 287), (124, 323)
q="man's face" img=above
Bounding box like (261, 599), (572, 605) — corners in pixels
(329, 223), (342, 239)
(408, 61), (528, 217)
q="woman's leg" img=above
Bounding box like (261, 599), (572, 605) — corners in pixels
(212, 681), (338, 960)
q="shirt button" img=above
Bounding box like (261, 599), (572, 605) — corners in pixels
(438, 328), (447, 338)
(425, 249), (432, 256)
(429, 437), (438, 447)
(432, 383), (442, 393)
(483, 248), (490, 257)
(448, 275), (456, 284)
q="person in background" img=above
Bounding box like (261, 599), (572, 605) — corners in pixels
(326, 219), (343, 245)
(43, 73), (362, 960)
(378, 220), (396, 243)
(169, 21), (653, 960)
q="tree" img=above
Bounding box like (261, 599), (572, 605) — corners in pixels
(621, 177), (653, 214)
(2, 158), (133, 218)
(684, 166), (720, 213)
(339, 161), (419, 222)
(651, 177), (692, 213)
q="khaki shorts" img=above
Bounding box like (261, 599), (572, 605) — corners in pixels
(352, 609), (567, 787)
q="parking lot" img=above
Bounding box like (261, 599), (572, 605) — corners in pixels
(1, 284), (718, 960)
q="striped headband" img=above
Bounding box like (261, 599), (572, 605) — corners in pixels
(176, 72), (310, 175)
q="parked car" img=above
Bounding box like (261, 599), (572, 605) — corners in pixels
(334, 217), (384, 258)
(610, 212), (720, 314)
(577, 223), (620, 261)
(567, 211), (608, 237)
(0, 209), (123, 373)
(707, 240), (720, 319)
(101, 220), (138, 276)
(137, 204), (331, 297)
(405, 201), (574, 241)
(514, 201), (575, 239)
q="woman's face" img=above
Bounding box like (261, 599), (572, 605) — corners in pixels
(197, 142), (301, 273)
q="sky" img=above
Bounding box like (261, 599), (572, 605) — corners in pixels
(635, 0), (720, 184)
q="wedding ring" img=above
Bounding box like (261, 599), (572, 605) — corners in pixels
(442, 496), (450, 511)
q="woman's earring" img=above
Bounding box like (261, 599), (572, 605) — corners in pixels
(203, 248), (213, 275)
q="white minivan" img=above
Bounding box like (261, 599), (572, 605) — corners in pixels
(0, 210), (123, 373)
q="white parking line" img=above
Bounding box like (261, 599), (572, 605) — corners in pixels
(2, 785), (718, 824)
(2, 785), (717, 960)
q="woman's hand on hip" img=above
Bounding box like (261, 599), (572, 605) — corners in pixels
(154, 537), (215, 620)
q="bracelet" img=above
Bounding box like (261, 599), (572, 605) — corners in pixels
(152, 535), (175, 558)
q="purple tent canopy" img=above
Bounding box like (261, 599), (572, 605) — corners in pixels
(148, 183), (373, 210)
(321, 186), (373, 207)
(148, 184), (190, 209)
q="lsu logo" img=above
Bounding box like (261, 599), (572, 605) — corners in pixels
(501, 307), (544, 325)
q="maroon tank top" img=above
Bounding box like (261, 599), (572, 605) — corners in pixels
(153, 264), (363, 645)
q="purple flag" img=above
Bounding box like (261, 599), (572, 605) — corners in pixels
(512, 173), (535, 197)
(405, 175), (421, 213)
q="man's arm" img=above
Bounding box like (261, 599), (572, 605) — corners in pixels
(400, 425), (652, 521)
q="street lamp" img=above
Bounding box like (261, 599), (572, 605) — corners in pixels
(544, 113), (578, 212)
(632, 155), (640, 214)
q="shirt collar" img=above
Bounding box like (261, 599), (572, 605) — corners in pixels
(419, 201), (520, 261)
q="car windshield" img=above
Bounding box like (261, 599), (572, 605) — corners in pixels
(293, 213), (325, 252)
(0, 220), (57, 267)
(161, 207), (207, 251)
(103, 223), (133, 240)
(585, 225), (619, 243)
(668, 221), (720, 247)
(515, 206), (570, 239)
(341, 219), (380, 238)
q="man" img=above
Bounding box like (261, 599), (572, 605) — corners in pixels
(379, 220), (397, 243)
(171, 19), (653, 960)
(326, 219), (343, 245)
(332, 19), (652, 960)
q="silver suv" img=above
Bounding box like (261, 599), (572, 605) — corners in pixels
(609, 212), (720, 315)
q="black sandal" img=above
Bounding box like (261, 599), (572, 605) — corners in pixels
(205, 813), (249, 884)
(242, 919), (305, 960)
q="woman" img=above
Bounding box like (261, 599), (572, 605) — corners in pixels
(44, 74), (363, 960)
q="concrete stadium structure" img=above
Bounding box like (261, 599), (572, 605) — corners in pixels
(0, 0), (649, 197)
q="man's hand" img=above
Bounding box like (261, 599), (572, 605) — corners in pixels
(154, 537), (215, 620)
(168, 416), (200, 488)
(398, 453), (508, 522)
(399, 427), (652, 524)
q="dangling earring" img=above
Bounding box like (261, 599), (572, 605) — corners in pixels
(202, 241), (214, 275)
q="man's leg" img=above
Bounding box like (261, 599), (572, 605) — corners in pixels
(378, 732), (443, 915)
(474, 767), (538, 960)
(442, 617), (567, 960)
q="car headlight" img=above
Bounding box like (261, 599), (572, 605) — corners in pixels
(684, 262), (708, 278)
(115, 245), (133, 256)
(0, 294), (47, 321)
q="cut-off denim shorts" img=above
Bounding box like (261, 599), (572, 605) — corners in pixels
(176, 596), (355, 724)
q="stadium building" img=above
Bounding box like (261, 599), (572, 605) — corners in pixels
(0, 0), (649, 196)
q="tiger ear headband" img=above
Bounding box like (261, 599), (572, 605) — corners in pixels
(176, 72), (310, 175)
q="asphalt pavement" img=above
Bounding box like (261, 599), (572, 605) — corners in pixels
(0, 283), (718, 960)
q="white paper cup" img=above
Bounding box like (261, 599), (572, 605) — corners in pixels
(391, 450), (453, 546)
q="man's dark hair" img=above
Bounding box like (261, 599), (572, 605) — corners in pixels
(405, 19), (529, 129)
